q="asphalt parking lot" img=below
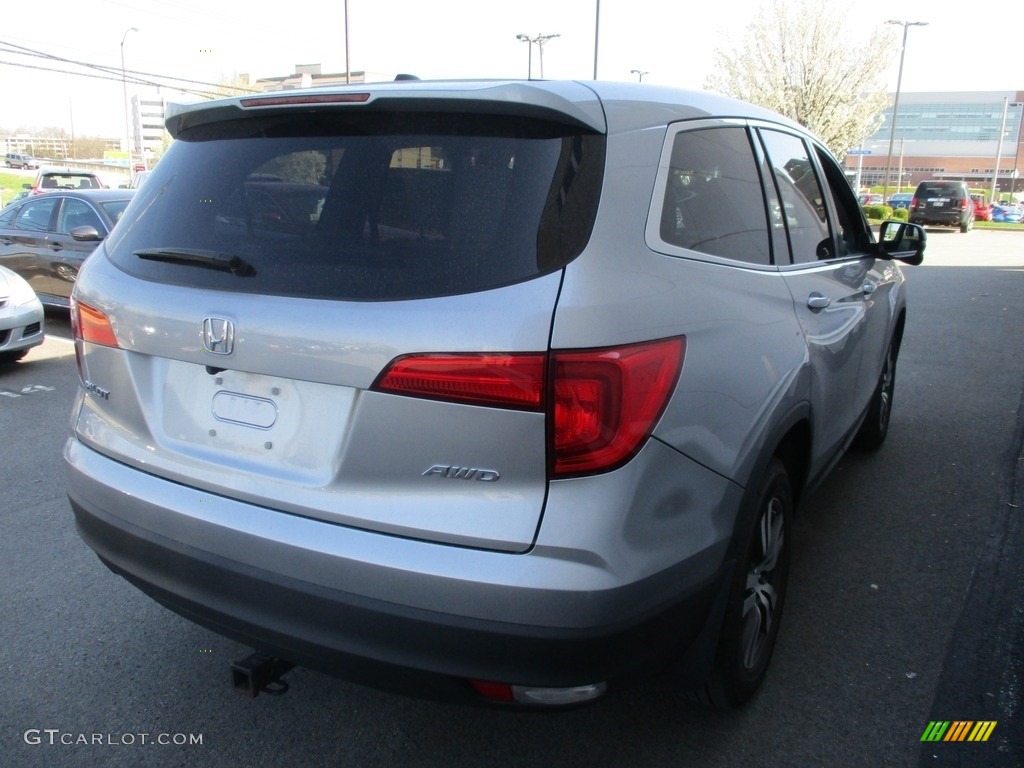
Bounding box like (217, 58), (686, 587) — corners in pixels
(1, 229), (1022, 768)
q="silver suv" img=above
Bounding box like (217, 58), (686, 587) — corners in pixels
(5, 152), (39, 169)
(65, 80), (925, 709)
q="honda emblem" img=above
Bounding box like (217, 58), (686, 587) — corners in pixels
(202, 317), (235, 355)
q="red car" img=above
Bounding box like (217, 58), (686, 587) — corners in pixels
(971, 195), (992, 222)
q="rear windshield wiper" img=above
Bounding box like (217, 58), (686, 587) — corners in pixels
(134, 248), (256, 277)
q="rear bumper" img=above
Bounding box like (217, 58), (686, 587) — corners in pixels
(910, 211), (967, 226)
(66, 438), (735, 704)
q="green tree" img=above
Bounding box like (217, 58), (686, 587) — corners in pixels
(704, 0), (897, 160)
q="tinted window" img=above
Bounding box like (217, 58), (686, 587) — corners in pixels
(659, 126), (770, 264)
(815, 147), (873, 257)
(915, 182), (966, 199)
(98, 200), (130, 227)
(13, 197), (58, 232)
(58, 198), (104, 234)
(759, 130), (831, 263)
(105, 114), (604, 301)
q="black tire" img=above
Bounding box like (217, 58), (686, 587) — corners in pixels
(696, 458), (791, 708)
(0, 349), (29, 364)
(960, 215), (972, 233)
(853, 338), (897, 450)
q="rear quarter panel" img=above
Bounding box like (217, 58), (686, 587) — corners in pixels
(550, 125), (809, 490)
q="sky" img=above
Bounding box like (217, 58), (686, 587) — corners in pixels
(2, 0), (1022, 139)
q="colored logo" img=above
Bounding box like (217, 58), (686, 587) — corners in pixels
(920, 721), (997, 742)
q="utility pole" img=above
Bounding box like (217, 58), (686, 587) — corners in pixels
(881, 20), (927, 203)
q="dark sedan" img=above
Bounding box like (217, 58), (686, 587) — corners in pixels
(0, 189), (134, 309)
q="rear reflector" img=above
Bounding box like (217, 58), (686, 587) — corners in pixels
(469, 680), (607, 706)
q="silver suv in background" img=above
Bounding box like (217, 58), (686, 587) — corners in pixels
(65, 80), (925, 709)
(5, 153), (40, 169)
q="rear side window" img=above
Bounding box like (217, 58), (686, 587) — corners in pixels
(58, 199), (104, 234)
(106, 113), (604, 301)
(657, 126), (771, 265)
(916, 183), (964, 199)
(13, 197), (58, 232)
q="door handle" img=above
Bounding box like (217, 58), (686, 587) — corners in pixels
(49, 242), (63, 252)
(807, 293), (831, 309)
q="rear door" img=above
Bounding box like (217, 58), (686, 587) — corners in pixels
(46, 197), (108, 303)
(0, 195), (60, 300)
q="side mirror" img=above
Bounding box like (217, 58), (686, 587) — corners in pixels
(70, 225), (103, 242)
(876, 220), (925, 266)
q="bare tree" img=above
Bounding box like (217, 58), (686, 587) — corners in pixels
(705, 0), (897, 160)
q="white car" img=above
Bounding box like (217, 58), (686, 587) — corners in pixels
(0, 265), (44, 363)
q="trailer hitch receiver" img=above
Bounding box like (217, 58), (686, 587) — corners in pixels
(231, 652), (295, 698)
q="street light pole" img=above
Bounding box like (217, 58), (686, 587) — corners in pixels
(630, 69), (649, 82)
(593, 0), (600, 79)
(121, 27), (139, 167)
(991, 96), (1009, 204)
(1013, 102), (1024, 197)
(516, 34), (559, 80)
(897, 137), (915, 192)
(882, 20), (927, 204)
(344, 0), (350, 84)
(516, 34), (533, 79)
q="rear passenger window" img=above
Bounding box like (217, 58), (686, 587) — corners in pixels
(658, 126), (770, 265)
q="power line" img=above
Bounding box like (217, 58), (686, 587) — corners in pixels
(0, 38), (260, 96)
(0, 58), (241, 101)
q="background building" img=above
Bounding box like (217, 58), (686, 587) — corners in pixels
(132, 93), (168, 167)
(254, 63), (392, 91)
(848, 90), (1024, 199)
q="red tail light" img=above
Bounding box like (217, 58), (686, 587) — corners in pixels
(373, 354), (545, 409)
(373, 337), (685, 478)
(72, 299), (119, 347)
(552, 338), (684, 477)
(70, 297), (120, 384)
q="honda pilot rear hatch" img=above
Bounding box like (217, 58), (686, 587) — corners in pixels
(75, 85), (606, 552)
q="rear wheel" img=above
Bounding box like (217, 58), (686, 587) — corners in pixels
(853, 337), (897, 450)
(696, 458), (791, 708)
(960, 215), (973, 233)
